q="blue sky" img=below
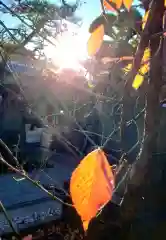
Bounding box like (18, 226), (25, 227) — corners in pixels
(2, 0), (142, 31)
(77, 0), (101, 28)
(1, 0), (143, 62)
(76, 0), (142, 30)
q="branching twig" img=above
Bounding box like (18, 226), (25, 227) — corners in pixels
(0, 139), (20, 168)
(0, 154), (72, 207)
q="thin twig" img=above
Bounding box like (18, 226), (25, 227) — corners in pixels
(0, 139), (21, 168)
(0, 154), (73, 207)
(0, 201), (21, 240)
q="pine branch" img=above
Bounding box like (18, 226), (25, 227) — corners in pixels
(10, 17), (48, 54)
(0, 1), (57, 48)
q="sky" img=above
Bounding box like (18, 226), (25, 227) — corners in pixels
(77, 0), (101, 29)
(44, 0), (143, 64)
(2, 0), (142, 31)
(1, 0), (101, 28)
(1, 0), (143, 67)
(71, 0), (142, 30)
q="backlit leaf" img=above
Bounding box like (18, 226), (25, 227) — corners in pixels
(70, 148), (114, 231)
(103, 0), (116, 12)
(123, 63), (132, 73)
(104, 0), (123, 10)
(87, 24), (104, 56)
(88, 81), (95, 88)
(142, 47), (150, 62)
(142, 10), (149, 30)
(123, 0), (133, 11)
(132, 64), (149, 90)
(132, 74), (144, 90)
(123, 48), (150, 89)
(116, 0), (123, 9)
(139, 63), (149, 76)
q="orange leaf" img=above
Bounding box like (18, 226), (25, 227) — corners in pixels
(123, 0), (133, 11)
(116, 0), (123, 9)
(70, 148), (114, 231)
(103, 0), (116, 12)
(87, 24), (104, 56)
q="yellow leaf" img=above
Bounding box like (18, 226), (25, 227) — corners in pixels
(87, 24), (104, 56)
(132, 74), (144, 90)
(123, 0), (133, 11)
(142, 48), (150, 62)
(123, 63), (132, 73)
(123, 49), (150, 74)
(88, 81), (95, 88)
(123, 48), (150, 89)
(132, 63), (149, 90)
(165, 0), (166, 7)
(142, 10), (149, 30)
(70, 149), (114, 231)
(139, 63), (149, 76)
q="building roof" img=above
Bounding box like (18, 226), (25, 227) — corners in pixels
(0, 154), (77, 234)
(2, 44), (34, 58)
(6, 61), (41, 76)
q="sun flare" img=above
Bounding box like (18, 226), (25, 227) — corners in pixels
(45, 30), (89, 71)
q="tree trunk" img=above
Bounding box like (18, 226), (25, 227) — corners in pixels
(120, 0), (164, 235)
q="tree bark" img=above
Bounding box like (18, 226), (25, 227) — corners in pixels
(120, 0), (155, 157)
(120, 0), (164, 228)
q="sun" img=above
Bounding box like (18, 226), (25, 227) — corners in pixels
(44, 29), (89, 71)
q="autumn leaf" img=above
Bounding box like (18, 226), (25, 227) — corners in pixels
(123, 63), (132, 73)
(123, 48), (150, 89)
(70, 148), (114, 231)
(142, 10), (149, 30)
(87, 24), (104, 56)
(115, 0), (123, 9)
(123, 0), (133, 11)
(103, 0), (132, 11)
(88, 81), (95, 88)
(142, 47), (150, 63)
(132, 64), (149, 90)
(103, 0), (116, 11)
(132, 74), (144, 90)
(124, 62), (149, 90)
